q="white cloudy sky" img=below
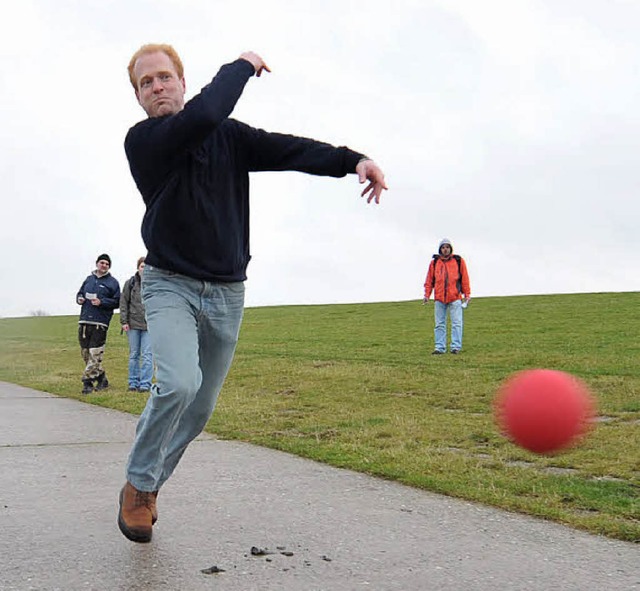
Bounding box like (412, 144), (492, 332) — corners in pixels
(1, 0), (638, 318)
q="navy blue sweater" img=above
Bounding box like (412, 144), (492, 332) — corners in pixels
(125, 58), (365, 282)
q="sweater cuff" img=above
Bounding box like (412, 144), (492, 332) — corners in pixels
(236, 58), (260, 77)
(346, 150), (367, 173)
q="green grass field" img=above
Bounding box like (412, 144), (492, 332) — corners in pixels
(1, 292), (638, 542)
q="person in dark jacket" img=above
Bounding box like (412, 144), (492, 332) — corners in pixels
(76, 254), (121, 394)
(120, 256), (153, 393)
(117, 44), (388, 543)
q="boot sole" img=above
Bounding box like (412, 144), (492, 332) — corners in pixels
(118, 488), (152, 543)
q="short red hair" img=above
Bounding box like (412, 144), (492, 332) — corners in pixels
(127, 43), (184, 90)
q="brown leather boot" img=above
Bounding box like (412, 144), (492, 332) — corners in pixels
(118, 482), (154, 543)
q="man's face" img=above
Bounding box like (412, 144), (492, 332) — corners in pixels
(440, 244), (452, 257)
(133, 51), (186, 118)
(96, 260), (111, 275)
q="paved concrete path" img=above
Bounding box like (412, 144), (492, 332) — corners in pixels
(0, 381), (637, 591)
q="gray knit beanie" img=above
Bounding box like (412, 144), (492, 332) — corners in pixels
(438, 238), (453, 253)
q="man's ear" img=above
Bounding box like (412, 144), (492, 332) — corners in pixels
(180, 77), (186, 94)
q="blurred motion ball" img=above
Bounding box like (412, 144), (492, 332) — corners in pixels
(494, 369), (596, 454)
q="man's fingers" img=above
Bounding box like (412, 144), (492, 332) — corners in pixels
(361, 181), (386, 204)
(360, 181), (374, 198)
(239, 52), (271, 77)
(255, 63), (271, 77)
(360, 183), (383, 204)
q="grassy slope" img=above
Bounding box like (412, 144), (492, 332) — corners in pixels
(0, 292), (638, 541)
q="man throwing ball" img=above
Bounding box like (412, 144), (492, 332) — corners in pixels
(118, 44), (387, 542)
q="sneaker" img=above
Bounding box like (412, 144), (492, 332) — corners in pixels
(431, 350), (445, 355)
(450, 349), (460, 355)
(81, 379), (94, 395)
(118, 482), (154, 543)
(127, 387), (138, 392)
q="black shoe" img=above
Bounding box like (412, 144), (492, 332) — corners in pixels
(450, 349), (460, 355)
(95, 373), (109, 391)
(81, 379), (94, 395)
(127, 387), (138, 392)
(431, 350), (445, 355)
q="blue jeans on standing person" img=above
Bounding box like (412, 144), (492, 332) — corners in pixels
(126, 264), (245, 493)
(127, 329), (153, 391)
(434, 299), (463, 352)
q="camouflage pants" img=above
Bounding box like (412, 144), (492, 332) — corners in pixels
(78, 324), (108, 380)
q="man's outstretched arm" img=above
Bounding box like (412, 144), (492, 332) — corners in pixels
(236, 52), (388, 203)
(243, 50), (387, 204)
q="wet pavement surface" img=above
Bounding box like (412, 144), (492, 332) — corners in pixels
(1, 381), (638, 591)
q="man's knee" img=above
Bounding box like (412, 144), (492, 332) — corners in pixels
(157, 373), (201, 401)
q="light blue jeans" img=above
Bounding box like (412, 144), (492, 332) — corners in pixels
(127, 329), (153, 390)
(434, 300), (463, 352)
(126, 265), (245, 492)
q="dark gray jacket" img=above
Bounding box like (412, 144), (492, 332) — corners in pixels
(119, 273), (147, 331)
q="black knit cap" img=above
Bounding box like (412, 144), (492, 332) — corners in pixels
(96, 253), (111, 266)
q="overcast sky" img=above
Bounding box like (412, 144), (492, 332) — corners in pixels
(1, 0), (638, 318)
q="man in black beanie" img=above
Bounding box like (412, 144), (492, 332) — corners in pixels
(75, 254), (121, 394)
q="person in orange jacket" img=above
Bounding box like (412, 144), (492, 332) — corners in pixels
(423, 238), (471, 354)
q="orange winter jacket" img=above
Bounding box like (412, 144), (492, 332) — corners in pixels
(424, 255), (471, 304)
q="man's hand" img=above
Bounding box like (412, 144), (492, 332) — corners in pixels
(122, 324), (130, 332)
(90, 298), (101, 306)
(77, 296), (85, 305)
(422, 297), (429, 305)
(356, 159), (388, 204)
(239, 51), (271, 77)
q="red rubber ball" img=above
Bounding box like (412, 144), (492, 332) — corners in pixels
(494, 369), (596, 454)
